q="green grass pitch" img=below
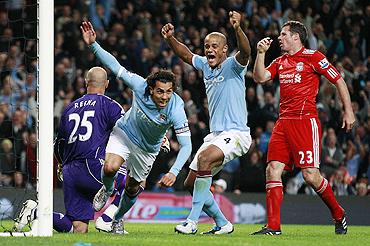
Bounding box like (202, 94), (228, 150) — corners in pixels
(1, 222), (370, 246)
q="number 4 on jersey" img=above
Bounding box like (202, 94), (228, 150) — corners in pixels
(224, 138), (231, 144)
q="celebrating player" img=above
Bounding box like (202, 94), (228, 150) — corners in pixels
(161, 11), (252, 234)
(252, 21), (355, 235)
(81, 21), (192, 234)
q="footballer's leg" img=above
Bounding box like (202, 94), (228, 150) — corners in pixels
(112, 177), (145, 234)
(94, 153), (125, 211)
(184, 169), (229, 231)
(302, 167), (347, 234)
(53, 212), (73, 233)
(96, 165), (128, 233)
(176, 145), (225, 234)
(251, 161), (284, 235)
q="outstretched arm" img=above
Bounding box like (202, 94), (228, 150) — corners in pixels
(253, 37), (273, 83)
(230, 11), (251, 66)
(81, 21), (122, 75)
(335, 77), (356, 132)
(81, 21), (143, 88)
(161, 23), (194, 65)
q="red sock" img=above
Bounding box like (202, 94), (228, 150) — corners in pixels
(315, 178), (344, 221)
(266, 181), (283, 230)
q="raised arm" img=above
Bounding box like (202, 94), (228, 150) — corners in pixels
(334, 77), (356, 132)
(253, 37), (273, 83)
(161, 23), (194, 65)
(81, 21), (122, 75)
(81, 21), (143, 88)
(230, 11), (251, 66)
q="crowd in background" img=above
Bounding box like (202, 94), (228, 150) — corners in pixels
(0, 0), (369, 196)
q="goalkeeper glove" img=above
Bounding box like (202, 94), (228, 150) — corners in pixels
(57, 163), (63, 182)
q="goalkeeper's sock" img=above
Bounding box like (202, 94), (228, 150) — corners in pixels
(53, 212), (73, 233)
(101, 166), (114, 193)
(188, 171), (212, 222)
(315, 178), (344, 221)
(266, 181), (283, 230)
(114, 186), (144, 220)
(204, 197), (228, 227)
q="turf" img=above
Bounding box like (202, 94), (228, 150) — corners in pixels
(1, 222), (369, 246)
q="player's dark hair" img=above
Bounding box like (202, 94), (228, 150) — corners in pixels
(282, 21), (307, 44)
(145, 70), (176, 97)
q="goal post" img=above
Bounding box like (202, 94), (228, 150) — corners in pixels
(37, 0), (54, 236)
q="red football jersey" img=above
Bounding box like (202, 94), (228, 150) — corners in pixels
(267, 47), (340, 119)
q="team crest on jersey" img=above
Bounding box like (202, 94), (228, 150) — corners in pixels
(319, 58), (329, 69)
(159, 113), (167, 121)
(296, 62), (304, 72)
(279, 65), (283, 70)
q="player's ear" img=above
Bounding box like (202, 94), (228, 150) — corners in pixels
(105, 80), (109, 88)
(149, 86), (154, 95)
(223, 44), (228, 54)
(85, 79), (88, 88)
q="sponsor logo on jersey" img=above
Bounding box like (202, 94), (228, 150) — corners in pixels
(294, 73), (301, 83)
(204, 75), (224, 88)
(279, 73), (302, 84)
(319, 58), (329, 69)
(296, 62), (304, 72)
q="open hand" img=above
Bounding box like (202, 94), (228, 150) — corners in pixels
(80, 21), (96, 45)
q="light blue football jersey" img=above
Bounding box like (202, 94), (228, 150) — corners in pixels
(192, 55), (249, 132)
(115, 67), (189, 153)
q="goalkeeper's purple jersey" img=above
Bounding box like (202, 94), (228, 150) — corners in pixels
(56, 93), (124, 164)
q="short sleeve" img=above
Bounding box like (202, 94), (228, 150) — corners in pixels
(231, 55), (248, 74)
(310, 51), (340, 83)
(266, 57), (279, 79)
(192, 55), (207, 71)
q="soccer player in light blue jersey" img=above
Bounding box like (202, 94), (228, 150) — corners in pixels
(162, 11), (252, 234)
(81, 21), (192, 234)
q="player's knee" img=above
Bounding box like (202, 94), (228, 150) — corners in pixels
(72, 222), (88, 233)
(265, 164), (275, 179)
(103, 164), (116, 176)
(197, 152), (212, 171)
(302, 169), (317, 185)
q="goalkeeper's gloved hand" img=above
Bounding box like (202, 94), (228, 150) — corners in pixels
(160, 136), (170, 153)
(57, 163), (63, 182)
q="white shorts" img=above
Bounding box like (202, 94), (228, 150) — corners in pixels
(105, 126), (158, 182)
(189, 130), (252, 175)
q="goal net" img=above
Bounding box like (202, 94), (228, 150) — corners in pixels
(0, 0), (53, 236)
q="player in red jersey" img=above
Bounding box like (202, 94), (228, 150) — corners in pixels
(252, 21), (355, 235)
